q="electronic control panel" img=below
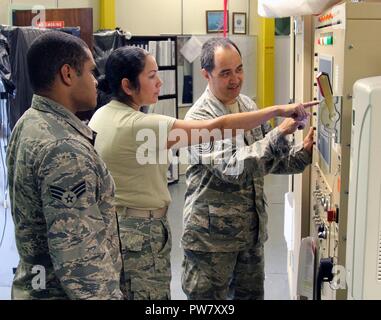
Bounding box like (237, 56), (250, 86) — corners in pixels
(310, 1), (381, 300)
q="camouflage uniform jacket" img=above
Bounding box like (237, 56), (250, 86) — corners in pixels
(182, 87), (312, 252)
(6, 95), (123, 299)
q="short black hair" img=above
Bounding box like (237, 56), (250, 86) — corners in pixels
(200, 37), (242, 73)
(27, 31), (89, 92)
(105, 46), (149, 105)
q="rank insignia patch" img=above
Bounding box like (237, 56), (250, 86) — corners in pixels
(49, 181), (86, 208)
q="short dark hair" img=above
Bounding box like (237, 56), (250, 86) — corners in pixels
(27, 31), (89, 92)
(105, 46), (149, 104)
(200, 37), (242, 73)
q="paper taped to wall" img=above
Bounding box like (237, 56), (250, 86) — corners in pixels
(180, 36), (202, 64)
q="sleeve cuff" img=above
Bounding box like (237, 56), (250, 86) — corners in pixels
(301, 146), (313, 164)
(267, 127), (291, 156)
(293, 142), (313, 164)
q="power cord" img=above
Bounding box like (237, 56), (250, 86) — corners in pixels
(0, 85), (10, 249)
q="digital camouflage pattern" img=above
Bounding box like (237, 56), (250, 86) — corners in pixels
(182, 244), (264, 300)
(181, 87), (312, 299)
(117, 213), (171, 300)
(6, 95), (124, 300)
(182, 87), (312, 252)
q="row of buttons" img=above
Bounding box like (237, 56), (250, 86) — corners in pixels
(318, 13), (333, 23)
(317, 35), (333, 46)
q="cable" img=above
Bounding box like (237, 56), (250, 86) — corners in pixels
(0, 89), (8, 248)
(318, 126), (335, 138)
(0, 207), (7, 249)
(333, 100), (342, 139)
(247, 0), (250, 35)
(181, 0), (184, 35)
(0, 78), (11, 249)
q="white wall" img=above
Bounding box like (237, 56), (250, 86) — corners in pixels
(1, 0), (258, 36)
(183, 0), (249, 35)
(116, 0), (182, 35)
(0, 0), (100, 31)
(10, 0), (57, 9)
(0, 0), (10, 25)
(275, 35), (291, 105)
(249, 0), (259, 36)
(191, 34), (257, 101)
(116, 0), (256, 36)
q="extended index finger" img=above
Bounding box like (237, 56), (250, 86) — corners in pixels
(302, 100), (320, 109)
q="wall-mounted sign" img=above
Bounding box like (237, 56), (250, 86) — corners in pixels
(36, 21), (65, 28)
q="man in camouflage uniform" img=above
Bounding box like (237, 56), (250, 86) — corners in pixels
(181, 37), (314, 300)
(6, 32), (124, 299)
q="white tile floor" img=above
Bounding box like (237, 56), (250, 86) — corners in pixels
(167, 174), (291, 300)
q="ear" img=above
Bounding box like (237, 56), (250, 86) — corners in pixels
(59, 64), (74, 86)
(121, 78), (134, 95)
(201, 68), (210, 81)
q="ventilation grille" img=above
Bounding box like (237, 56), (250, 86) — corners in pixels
(378, 231), (381, 281)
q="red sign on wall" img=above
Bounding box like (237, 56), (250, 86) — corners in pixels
(36, 21), (65, 28)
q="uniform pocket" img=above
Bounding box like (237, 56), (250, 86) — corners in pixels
(150, 219), (172, 278)
(123, 233), (145, 252)
(118, 216), (148, 253)
(121, 229), (153, 277)
(120, 233), (145, 252)
(130, 278), (170, 300)
(208, 204), (247, 239)
(150, 289), (170, 300)
(129, 278), (149, 300)
(159, 230), (171, 256)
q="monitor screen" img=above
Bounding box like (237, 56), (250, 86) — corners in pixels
(317, 55), (334, 169)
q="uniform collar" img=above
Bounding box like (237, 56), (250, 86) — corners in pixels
(108, 99), (138, 111)
(205, 86), (248, 115)
(31, 94), (95, 143)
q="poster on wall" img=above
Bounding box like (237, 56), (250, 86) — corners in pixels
(206, 10), (228, 33)
(233, 12), (247, 35)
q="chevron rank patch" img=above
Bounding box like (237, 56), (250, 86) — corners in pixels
(49, 181), (87, 208)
